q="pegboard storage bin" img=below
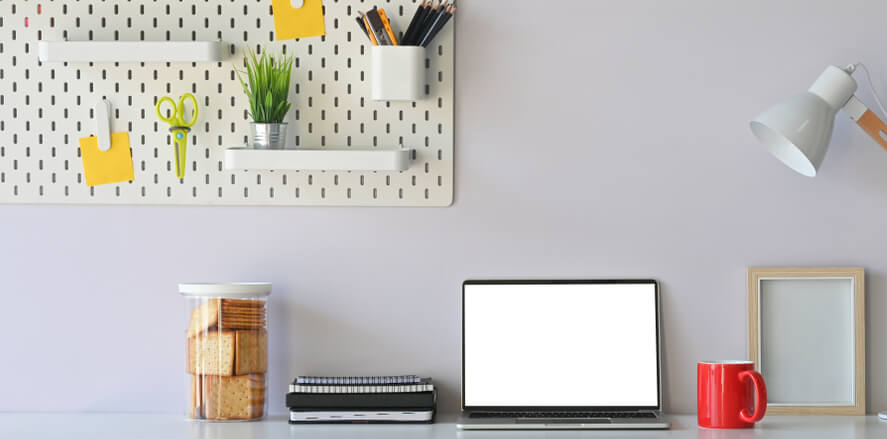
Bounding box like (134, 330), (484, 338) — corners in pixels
(371, 46), (424, 101)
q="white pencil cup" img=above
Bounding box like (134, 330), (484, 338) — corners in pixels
(371, 46), (424, 101)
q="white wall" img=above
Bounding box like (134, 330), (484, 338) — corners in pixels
(3, 0), (887, 414)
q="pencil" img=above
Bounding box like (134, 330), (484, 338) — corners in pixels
(433, 1), (450, 30)
(361, 12), (379, 46)
(402, 0), (427, 46)
(355, 15), (371, 41)
(418, 4), (454, 47)
(406, 1), (434, 45)
(411, 0), (441, 45)
(424, 1), (446, 32)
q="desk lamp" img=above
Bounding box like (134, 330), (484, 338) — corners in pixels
(750, 63), (887, 176)
(752, 66), (887, 420)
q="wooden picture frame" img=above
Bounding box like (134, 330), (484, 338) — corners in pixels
(747, 267), (865, 415)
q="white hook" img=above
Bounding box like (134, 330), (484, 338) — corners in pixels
(95, 99), (112, 151)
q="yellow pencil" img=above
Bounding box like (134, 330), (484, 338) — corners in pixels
(361, 13), (379, 46)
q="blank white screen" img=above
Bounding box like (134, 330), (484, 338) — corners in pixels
(464, 282), (659, 407)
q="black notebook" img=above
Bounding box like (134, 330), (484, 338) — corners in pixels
(286, 390), (436, 410)
(289, 409), (434, 424)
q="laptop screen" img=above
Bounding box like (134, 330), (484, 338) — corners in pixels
(463, 280), (660, 409)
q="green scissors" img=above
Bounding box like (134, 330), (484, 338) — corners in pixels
(156, 93), (199, 179)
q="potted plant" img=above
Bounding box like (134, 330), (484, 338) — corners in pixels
(236, 49), (294, 150)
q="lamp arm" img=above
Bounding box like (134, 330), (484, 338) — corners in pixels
(848, 63), (887, 120)
(843, 95), (887, 151)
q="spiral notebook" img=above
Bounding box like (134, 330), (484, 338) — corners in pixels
(295, 375), (423, 385)
(290, 375), (434, 393)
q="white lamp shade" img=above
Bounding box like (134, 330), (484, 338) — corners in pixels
(750, 92), (837, 177)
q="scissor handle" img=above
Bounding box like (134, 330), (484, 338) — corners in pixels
(155, 96), (178, 125)
(178, 93), (199, 127)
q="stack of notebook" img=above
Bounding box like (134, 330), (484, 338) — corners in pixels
(286, 375), (436, 423)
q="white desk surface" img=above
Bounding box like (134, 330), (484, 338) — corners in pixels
(0, 414), (885, 439)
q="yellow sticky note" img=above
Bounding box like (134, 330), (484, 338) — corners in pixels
(79, 132), (135, 186)
(271, 0), (325, 40)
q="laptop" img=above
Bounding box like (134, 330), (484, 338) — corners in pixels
(458, 279), (670, 430)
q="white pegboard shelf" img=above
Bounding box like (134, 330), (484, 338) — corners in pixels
(224, 148), (412, 172)
(37, 40), (226, 63)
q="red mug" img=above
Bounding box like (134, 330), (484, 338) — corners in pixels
(697, 361), (766, 429)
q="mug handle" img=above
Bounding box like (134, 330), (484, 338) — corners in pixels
(738, 370), (767, 423)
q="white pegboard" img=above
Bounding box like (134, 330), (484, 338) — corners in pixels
(0, 0), (453, 206)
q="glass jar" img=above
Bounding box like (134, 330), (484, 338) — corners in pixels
(180, 282), (271, 421)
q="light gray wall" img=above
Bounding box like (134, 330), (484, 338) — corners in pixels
(2, 0), (887, 415)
